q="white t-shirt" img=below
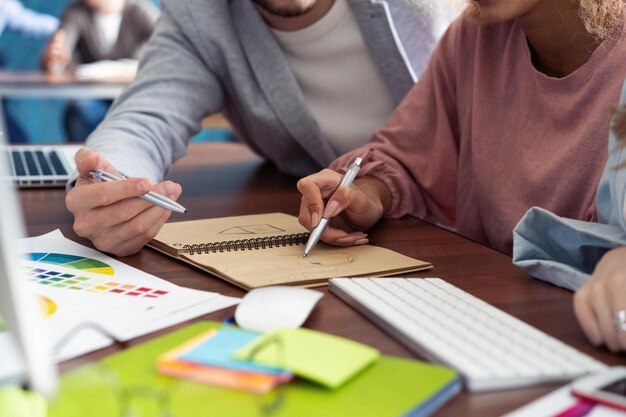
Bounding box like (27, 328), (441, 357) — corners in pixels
(271, 0), (396, 155)
(94, 12), (122, 54)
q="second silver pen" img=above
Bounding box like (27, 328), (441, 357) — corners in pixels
(303, 156), (363, 257)
(89, 169), (187, 214)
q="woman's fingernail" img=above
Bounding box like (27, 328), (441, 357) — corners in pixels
(311, 212), (320, 227)
(354, 238), (369, 245)
(324, 201), (339, 218)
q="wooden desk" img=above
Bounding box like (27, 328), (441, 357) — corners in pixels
(19, 142), (624, 416)
(0, 69), (130, 141)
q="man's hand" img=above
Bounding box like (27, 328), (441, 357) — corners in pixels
(65, 148), (182, 256)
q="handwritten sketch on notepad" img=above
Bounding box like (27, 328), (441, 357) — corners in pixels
(219, 224), (286, 235)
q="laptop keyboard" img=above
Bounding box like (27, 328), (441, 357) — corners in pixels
(2, 147), (75, 187)
(9, 149), (68, 177)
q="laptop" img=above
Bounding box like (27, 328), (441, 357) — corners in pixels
(0, 136), (57, 397)
(1, 144), (81, 188)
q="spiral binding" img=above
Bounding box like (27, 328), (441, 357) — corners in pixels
(182, 232), (310, 255)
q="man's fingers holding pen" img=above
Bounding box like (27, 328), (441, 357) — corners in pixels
(68, 148), (184, 257)
(98, 205), (173, 256)
(67, 177), (151, 213)
(74, 148), (120, 182)
(75, 182), (181, 256)
(76, 181), (181, 232)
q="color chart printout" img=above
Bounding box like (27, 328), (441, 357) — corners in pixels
(19, 252), (216, 327)
(23, 252), (171, 300)
(20, 229), (239, 338)
(19, 230), (239, 337)
(0, 230), (240, 387)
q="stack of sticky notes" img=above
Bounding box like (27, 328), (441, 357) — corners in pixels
(158, 327), (293, 393)
(234, 327), (380, 389)
(158, 325), (380, 393)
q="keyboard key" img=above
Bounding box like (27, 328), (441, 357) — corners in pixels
(35, 151), (53, 176)
(23, 150), (40, 176)
(48, 150), (67, 175)
(11, 150), (26, 176)
(329, 277), (607, 392)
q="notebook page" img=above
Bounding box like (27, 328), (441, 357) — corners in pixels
(181, 242), (429, 288)
(150, 212), (431, 289)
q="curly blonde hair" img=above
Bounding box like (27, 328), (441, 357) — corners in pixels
(465, 0), (624, 40)
(579, 0), (624, 38)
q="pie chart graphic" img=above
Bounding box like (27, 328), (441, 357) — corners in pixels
(27, 253), (114, 276)
(24, 252), (170, 299)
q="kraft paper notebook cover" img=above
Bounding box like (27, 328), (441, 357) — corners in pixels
(148, 212), (431, 290)
(49, 321), (461, 417)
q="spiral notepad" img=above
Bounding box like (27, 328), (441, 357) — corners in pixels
(182, 232), (310, 255)
(148, 213), (432, 290)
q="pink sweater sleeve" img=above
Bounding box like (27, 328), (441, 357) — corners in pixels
(330, 21), (461, 227)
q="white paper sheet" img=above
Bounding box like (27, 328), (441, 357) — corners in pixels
(0, 230), (239, 384)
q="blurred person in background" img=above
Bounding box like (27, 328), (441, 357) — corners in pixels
(42, 0), (158, 142)
(0, 0), (58, 38)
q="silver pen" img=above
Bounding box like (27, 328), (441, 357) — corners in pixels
(303, 156), (363, 257)
(89, 169), (187, 214)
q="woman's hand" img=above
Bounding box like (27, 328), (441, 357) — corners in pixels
(574, 246), (626, 352)
(296, 169), (391, 246)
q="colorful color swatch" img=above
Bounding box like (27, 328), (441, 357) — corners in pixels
(23, 252), (170, 299)
(27, 253), (115, 275)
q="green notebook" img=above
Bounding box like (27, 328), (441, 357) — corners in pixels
(48, 322), (460, 417)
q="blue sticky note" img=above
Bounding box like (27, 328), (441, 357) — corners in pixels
(180, 327), (287, 375)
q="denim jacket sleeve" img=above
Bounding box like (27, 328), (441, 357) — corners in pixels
(512, 79), (626, 291)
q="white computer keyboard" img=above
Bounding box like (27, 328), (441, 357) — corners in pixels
(329, 277), (607, 392)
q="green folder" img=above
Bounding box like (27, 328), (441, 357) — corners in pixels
(48, 322), (460, 417)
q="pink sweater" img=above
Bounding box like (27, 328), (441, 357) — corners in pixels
(331, 17), (626, 254)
